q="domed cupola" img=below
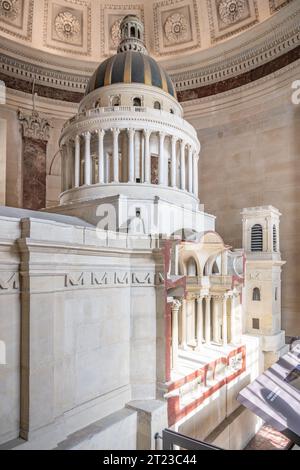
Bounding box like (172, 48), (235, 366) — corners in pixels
(58, 13), (200, 229)
(85, 15), (176, 99)
(117, 14), (147, 55)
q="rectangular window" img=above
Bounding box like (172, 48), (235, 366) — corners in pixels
(252, 318), (260, 330)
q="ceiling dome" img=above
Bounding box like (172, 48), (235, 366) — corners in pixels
(85, 14), (176, 99)
(85, 50), (176, 98)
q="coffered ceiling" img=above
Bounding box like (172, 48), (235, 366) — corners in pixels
(0, 0), (294, 61)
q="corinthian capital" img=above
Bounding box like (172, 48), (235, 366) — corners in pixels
(18, 110), (51, 142)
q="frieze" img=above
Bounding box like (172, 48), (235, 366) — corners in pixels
(65, 271), (165, 288)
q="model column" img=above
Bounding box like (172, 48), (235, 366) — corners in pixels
(180, 141), (186, 190)
(180, 299), (187, 349)
(193, 153), (198, 197)
(144, 130), (151, 184)
(74, 134), (80, 188)
(84, 131), (91, 185)
(128, 128), (135, 183)
(212, 296), (221, 343)
(159, 132), (165, 185)
(204, 296), (211, 344)
(222, 295), (228, 345)
(171, 299), (181, 370)
(171, 136), (177, 188)
(196, 296), (203, 348)
(97, 129), (105, 184)
(112, 128), (120, 183)
(188, 145), (193, 193)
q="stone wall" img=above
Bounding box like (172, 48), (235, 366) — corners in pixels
(0, 210), (167, 448)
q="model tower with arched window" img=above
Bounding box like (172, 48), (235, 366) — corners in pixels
(242, 206), (288, 369)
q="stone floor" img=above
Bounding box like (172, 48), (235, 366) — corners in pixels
(245, 425), (293, 450)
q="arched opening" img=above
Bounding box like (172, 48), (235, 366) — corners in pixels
(137, 30), (141, 39)
(186, 257), (198, 276)
(95, 99), (101, 108)
(130, 26), (135, 37)
(170, 108), (174, 114)
(273, 225), (277, 252)
(252, 287), (261, 301)
(212, 261), (220, 274)
(112, 96), (120, 107)
(251, 224), (263, 251)
(133, 97), (141, 107)
(154, 101), (161, 110)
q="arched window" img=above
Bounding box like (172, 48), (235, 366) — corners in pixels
(130, 26), (135, 37)
(212, 261), (219, 274)
(273, 225), (277, 252)
(112, 96), (120, 107)
(95, 99), (101, 108)
(187, 257), (197, 276)
(252, 287), (261, 301)
(133, 97), (141, 107)
(251, 224), (263, 251)
(170, 108), (174, 114)
(154, 101), (161, 110)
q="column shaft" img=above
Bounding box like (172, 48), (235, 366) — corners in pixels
(74, 135), (80, 188)
(84, 132), (91, 186)
(171, 136), (177, 188)
(196, 297), (203, 347)
(128, 129), (135, 183)
(180, 142), (186, 190)
(171, 300), (180, 370)
(181, 299), (187, 348)
(188, 146), (193, 193)
(113, 129), (120, 183)
(144, 130), (151, 184)
(159, 132), (165, 185)
(222, 296), (228, 345)
(97, 130), (105, 184)
(212, 297), (220, 343)
(205, 296), (211, 344)
(193, 154), (198, 197)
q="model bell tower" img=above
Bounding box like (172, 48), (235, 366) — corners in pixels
(242, 206), (288, 369)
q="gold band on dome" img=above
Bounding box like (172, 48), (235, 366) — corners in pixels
(89, 71), (97, 93)
(124, 51), (132, 83)
(160, 67), (169, 95)
(143, 55), (152, 86)
(104, 56), (116, 86)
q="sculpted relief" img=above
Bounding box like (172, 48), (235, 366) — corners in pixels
(54, 10), (81, 43)
(164, 12), (188, 44)
(218, 0), (247, 25)
(0, 0), (20, 21)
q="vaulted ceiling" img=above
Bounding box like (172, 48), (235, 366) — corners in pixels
(0, 0), (294, 61)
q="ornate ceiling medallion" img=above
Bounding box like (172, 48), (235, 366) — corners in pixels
(0, 0), (19, 21)
(54, 11), (81, 42)
(111, 18), (122, 49)
(164, 12), (188, 43)
(218, 0), (247, 25)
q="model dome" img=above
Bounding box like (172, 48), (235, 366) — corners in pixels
(85, 15), (176, 98)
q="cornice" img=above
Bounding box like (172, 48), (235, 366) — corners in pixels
(0, 2), (299, 103)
